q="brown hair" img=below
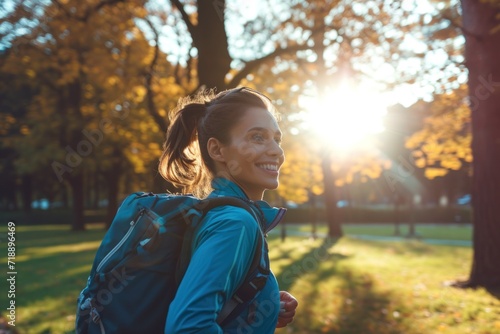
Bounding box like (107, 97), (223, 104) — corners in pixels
(159, 87), (276, 197)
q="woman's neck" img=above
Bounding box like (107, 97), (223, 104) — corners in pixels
(223, 176), (263, 201)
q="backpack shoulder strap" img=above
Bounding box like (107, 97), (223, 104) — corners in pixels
(199, 197), (268, 327)
(178, 196), (268, 326)
(216, 229), (267, 326)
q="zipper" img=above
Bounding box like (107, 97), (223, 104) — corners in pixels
(243, 199), (266, 232)
(96, 209), (145, 272)
(265, 208), (287, 234)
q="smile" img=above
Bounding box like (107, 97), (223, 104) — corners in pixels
(256, 164), (279, 171)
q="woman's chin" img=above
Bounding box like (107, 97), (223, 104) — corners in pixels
(264, 180), (279, 190)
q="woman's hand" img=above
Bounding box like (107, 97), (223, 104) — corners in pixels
(276, 291), (298, 328)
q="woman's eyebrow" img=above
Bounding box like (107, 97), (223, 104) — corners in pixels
(247, 127), (266, 132)
(247, 127), (282, 136)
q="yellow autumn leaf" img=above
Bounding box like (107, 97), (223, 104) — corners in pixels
(108, 76), (119, 85)
(20, 125), (30, 135)
(25, 69), (36, 78)
(441, 158), (462, 170)
(425, 168), (448, 179)
(415, 158), (426, 168)
(132, 86), (147, 103)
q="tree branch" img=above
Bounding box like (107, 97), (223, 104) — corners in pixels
(142, 18), (168, 133)
(92, 0), (126, 14)
(52, 0), (74, 18)
(227, 27), (327, 88)
(83, 0), (126, 22)
(170, 0), (198, 40)
(441, 13), (482, 40)
(227, 44), (305, 88)
(54, 0), (126, 22)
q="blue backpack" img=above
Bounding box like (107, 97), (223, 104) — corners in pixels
(75, 192), (268, 334)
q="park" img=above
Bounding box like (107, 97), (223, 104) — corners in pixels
(0, 222), (498, 333)
(1, 0), (500, 333)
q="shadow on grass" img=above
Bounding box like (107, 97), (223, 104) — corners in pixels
(333, 269), (411, 334)
(486, 287), (500, 300)
(15, 226), (106, 249)
(2, 249), (97, 333)
(345, 236), (438, 255)
(277, 238), (416, 334)
(448, 279), (500, 301)
(0, 226), (105, 334)
(275, 237), (345, 292)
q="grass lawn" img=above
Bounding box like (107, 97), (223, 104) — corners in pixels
(1, 224), (499, 334)
(278, 223), (473, 241)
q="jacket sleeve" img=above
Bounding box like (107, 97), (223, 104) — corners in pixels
(165, 207), (259, 334)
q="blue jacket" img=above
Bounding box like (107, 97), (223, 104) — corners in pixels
(165, 178), (286, 333)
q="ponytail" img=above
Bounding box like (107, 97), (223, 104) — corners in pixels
(159, 102), (207, 195)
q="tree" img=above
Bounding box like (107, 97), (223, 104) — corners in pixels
(404, 86), (472, 212)
(409, 0), (500, 288)
(406, 85), (472, 180)
(1, 0), (184, 230)
(457, 0), (500, 289)
(0, 64), (37, 211)
(2, 0), (140, 230)
(277, 134), (324, 204)
(112, 2), (454, 242)
(266, 0), (416, 237)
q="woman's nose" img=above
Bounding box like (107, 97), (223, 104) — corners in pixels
(269, 140), (284, 158)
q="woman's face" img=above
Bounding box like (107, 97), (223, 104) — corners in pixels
(219, 107), (284, 200)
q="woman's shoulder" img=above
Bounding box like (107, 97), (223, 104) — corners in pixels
(200, 204), (260, 233)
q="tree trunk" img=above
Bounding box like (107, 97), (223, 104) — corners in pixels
(393, 193), (401, 236)
(85, 170), (92, 209)
(62, 184), (69, 209)
(196, 0), (231, 90)
(68, 173), (85, 231)
(312, 8), (342, 239)
(105, 175), (120, 229)
(460, 0), (500, 289)
(92, 169), (100, 209)
(321, 152), (343, 238)
(310, 191), (318, 239)
(105, 149), (123, 229)
(21, 174), (32, 212)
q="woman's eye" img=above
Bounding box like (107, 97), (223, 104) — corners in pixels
(252, 134), (265, 142)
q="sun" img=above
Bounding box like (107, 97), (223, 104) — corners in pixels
(299, 83), (389, 150)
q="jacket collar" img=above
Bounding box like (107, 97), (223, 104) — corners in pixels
(209, 177), (286, 233)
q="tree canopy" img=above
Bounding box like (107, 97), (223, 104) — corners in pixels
(0, 0), (475, 235)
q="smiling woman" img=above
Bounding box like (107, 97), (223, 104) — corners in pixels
(156, 87), (298, 333)
(212, 106), (284, 200)
(300, 83), (389, 150)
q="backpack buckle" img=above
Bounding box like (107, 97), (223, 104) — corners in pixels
(183, 208), (203, 225)
(90, 307), (101, 324)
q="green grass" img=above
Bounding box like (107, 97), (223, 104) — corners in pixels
(0, 225), (105, 334)
(269, 237), (499, 334)
(280, 223), (472, 241)
(0, 224), (498, 334)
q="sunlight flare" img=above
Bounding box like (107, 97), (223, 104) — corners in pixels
(300, 83), (389, 150)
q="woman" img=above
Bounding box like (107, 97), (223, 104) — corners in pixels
(159, 87), (298, 333)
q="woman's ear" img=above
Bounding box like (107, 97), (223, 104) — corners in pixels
(207, 138), (226, 162)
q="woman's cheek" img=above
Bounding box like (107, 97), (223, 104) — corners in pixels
(237, 142), (259, 162)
